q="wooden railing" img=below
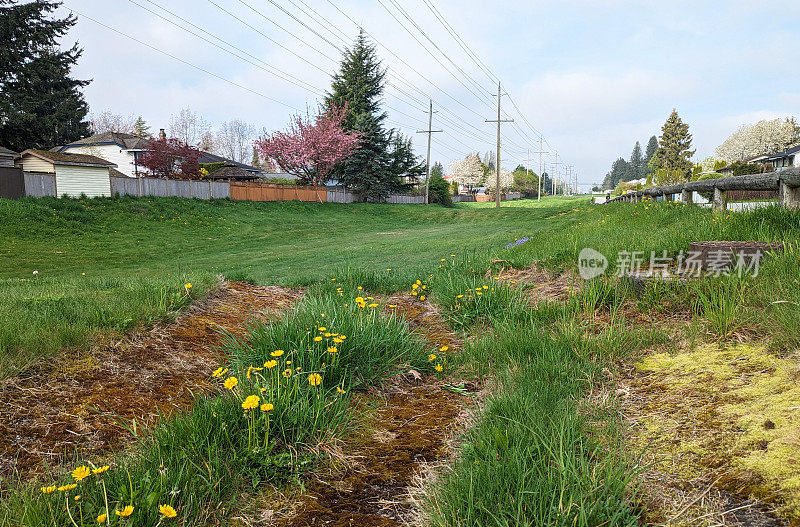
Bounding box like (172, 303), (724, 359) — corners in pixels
(606, 167), (800, 211)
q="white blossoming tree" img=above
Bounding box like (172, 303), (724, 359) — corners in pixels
(449, 154), (485, 193)
(715, 118), (800, 162)
(484, 168), (514, 195)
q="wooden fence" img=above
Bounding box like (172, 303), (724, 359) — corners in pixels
(230, 182), (326, 202)
(0, 167), (24, 199)
(606, 167), (800, 211)
(111, 176), (230, 199)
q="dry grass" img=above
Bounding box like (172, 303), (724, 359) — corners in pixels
(0, 282), (302, 481)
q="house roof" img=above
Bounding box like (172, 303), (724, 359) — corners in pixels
(198, 151), (262, 173)
(0, 146), (17, 157)
(19, 149), (118, 167)
(765, 144), (800, 161)
(205, 165), (260, 180)
(58, 132), (150, 151)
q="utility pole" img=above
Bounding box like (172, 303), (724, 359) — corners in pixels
(416, 99), (442, 205)
(486, 81), (513, 208)
(537, 137), (548, 201)
(552, 151), (560, 196)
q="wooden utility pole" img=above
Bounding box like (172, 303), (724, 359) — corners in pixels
(537, 136), (548, 201)
(552, 151), (560, 195)
(486, 81), (513, 208)
(416, 100), (442, 205)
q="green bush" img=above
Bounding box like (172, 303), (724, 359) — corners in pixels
(428, 172), (453, 207)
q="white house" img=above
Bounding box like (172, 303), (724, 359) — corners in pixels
(16, 149), (117, 197)
(57, 132), (149, 178)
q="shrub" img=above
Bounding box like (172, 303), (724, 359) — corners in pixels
(428, 172), (453, 207)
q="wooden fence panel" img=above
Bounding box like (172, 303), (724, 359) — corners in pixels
(230, 182), (327, 202)
(0, 167), (24, 199)
(23, 173), (56, 197)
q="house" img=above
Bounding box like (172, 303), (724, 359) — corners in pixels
(198, 151), (264, 177)
(57, 132), (149, 178)
(0, 146), (17, 168)
(204, 165), (261, 181)
(716, 154), (770, 176)
(15, 149), (117, 197)
(764, 145), (800, 171)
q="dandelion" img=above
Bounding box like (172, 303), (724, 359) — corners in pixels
(260, 403), (274, 412)
(314, 336), (323, 342)
(282, 369), (292, 378)
(184, 283), (192, 290)
(435, 364), (443, 372)
(476, 292), (482, 296)
(411, 283), (419, 290)
(482, 285), (488, 290)
(223, 376), (238, 390)
(317, 327), (327, 332)
(97, 513), (107, 524)
(336, 386), (346, 394)
(58, 483), (77, 492)
(242, 395), (260, 410)
(456, 294), (463, 299)
(327, 346), (338, 354)
(357, 286), (363, 290)
(368, 303), (379, 308)
(333, 337), (342, 344)
(419, 295), (426, 301)
(308, 373), (322, 386)
(159, 504), (177, 518)
(324, 332), (332, 337)
(92, 465), (110, 475)
(440, 258), (446, 262)
(439, 345), (449, 352)
(246, 366), (262, 380)
(428, 354), (436, 361)
(41, 485), (57, 494)
(270, 349), (285, 357)
(450, 254), (456, 257)
(263, 359), (277, 369)
(72, 465), (91, 482)
(388, 304), (397, 308)
(115, 505), (134, 518)
(212, 367), (228, 378)
(339, 335), (346, 340)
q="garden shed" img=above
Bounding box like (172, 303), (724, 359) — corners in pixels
(15, 149), (117, 198)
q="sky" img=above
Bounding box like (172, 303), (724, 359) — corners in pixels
(57, 0), (800, 190)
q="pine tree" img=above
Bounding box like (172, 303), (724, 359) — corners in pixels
(132, 116), (151, 138)
(324, 31), (423, 200)
(644, 135), (658, 163)
(628, 141), (644, 181)
(653, 109), (695, 183)
(0, 1), (90, 151)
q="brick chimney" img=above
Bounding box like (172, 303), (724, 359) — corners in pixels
(158, 128), (166, 140)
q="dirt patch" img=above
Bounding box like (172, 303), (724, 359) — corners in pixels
(492, 263), (581, 302)
(268, 295), (470, 526)
(0, 282), (301, 480)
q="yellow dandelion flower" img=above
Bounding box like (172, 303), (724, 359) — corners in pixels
(482, 285), (488, 290)
(41, 485), (57, 494)
(282, 369), (292, 378)
(332, 337), (342, 344)
(241, 395), (260, 410)
(223, 376), (238, 390)
(264, 359), (278, 369)
(422, 285), (427, 289)
(97, 513), (107, 524)
(327, 346), (338, 354)
(159, 504), (177, 518)
(357, 286), (363, 290)
(339, 335), (346, 340)
(419, 295), (426, 301)
(368, 303), (379, 308)
(92, 465), (110, 475)
(308, 373), (322, 386)
(388, 304), (397, 308)
(317, 327), (327, 332)
(314, 336), (323, 342)
(58, 483), (77, 492)
(115, 505), (134, 518)
(411, 291), (418, 296)
(72, 466), (91, 482)
(440, 258), (446, 262)
(435, 364), (443, 372)
(270, 349), (285, 357)
(416, 280), (421, 285)
(260, 387), (266, 393)
(246, 366), (262, 379)
(476, 292), (482, 296)
(212, 367), (228, 378)
(411, 283), (419, 290)
(336, 387), (346, 394)
(456, 294), (463, 299)
(439, 345), (449, 352)
(324, 332), (332, 337)
(428, 354), (436, 361)
(261, 403), (274, 412)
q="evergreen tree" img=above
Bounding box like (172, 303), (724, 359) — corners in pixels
(653, 110), (695, 183)
(627, 141), (644, 181)
(325, 31), (422, 200)
(132, 116), (151, 138)
(602, 157), (629, 189)
(0, 1), (90, 151)
(644, 135), (658, 163)
(427, 162), (452, 207)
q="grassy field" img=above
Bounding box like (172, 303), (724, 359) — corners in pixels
(3, 194), (800, 525)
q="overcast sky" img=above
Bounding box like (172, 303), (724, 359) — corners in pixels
(58, 0), (800, 188)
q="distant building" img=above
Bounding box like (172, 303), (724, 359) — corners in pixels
(57, 132), (149, 178)
(764, 145), (799, 171)
(16, 149), (117, 197)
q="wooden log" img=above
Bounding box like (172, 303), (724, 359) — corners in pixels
(681, 189), (693, 204)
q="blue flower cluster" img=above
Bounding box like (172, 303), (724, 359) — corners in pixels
(506, 236), (531, 249)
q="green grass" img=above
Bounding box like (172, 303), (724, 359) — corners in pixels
(0, 291), (427, 526)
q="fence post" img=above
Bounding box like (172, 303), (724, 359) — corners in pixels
(713, 187), (727, 211)
(779, 179), (800, 210)
(681, 189), (693, 204)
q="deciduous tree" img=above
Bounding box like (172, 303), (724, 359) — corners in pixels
(449, 154), (484, 193)
(168, 107), (209, 147)
(140, 137), (201, 179)
(255, 104), (361, 186)
(715, 117), (800, 162)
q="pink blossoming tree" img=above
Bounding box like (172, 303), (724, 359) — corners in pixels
(255, 104), (361, 186)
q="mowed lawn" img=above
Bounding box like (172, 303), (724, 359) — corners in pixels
(0, 195), (581, 378)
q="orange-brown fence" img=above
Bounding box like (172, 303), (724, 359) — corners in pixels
(230, 182), (327, 202)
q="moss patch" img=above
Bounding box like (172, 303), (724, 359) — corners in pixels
(630, 343), (800, 521)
